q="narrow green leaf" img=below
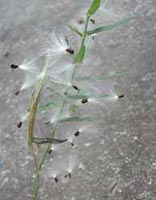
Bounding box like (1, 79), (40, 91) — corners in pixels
(75, 71), (128, 81)
(59, 116), (104, 123)
(74, 45), (86, 63)
(67, 93), (110, 100)
(87, 0), (101, 16)
(38, 102), (57, 112)
(33, 137), (67, 144)
(87, 17), (132, 35)
(68, 25), (83, 37)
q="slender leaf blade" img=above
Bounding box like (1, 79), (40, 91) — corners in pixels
(59, 116), (104, 123)
(33, 137), (67, 144)
(87, 0), (101, 16)
(67, 93), (110, 100)
(68, 25), (83, 37)
(87, 17), (132, 35)
(27, 72), (46, 148)
(75, 71), (128, 81)
(38, 102), (58, 112)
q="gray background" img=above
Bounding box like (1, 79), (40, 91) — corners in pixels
(0, 0), (156, 200)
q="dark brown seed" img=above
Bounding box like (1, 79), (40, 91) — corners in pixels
(65, 173), (71, 178)
(74, 131), (80, 137)
(54, 177), (58, 183)
(118, 94), (124, 99)
(90, 19), (95, 24)
(17, 121), (22, 128)
(66, 48), (74, 54)
(15, 90), (20, 95)
(48, 149), (53, 154)
(72, 85), (79, 91)
(71, 142), (74, 147)
(81, 98), (88, 104)
(10, 64), (18, 69)
(68, 173), (71, 178)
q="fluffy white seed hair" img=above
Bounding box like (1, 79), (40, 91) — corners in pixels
(20, 71), (38, 91)
(40, 32), (70, 60)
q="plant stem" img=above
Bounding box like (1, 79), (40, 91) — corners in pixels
(32, 170), (40, 200)
(82, 14), (90, 46)
(30, 11), (91, 200)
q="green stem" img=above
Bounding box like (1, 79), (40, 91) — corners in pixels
(82, 14), (90, 46)
(32, 170), (40, 200)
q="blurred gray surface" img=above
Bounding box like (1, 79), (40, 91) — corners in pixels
(0, 0), (156, 200)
